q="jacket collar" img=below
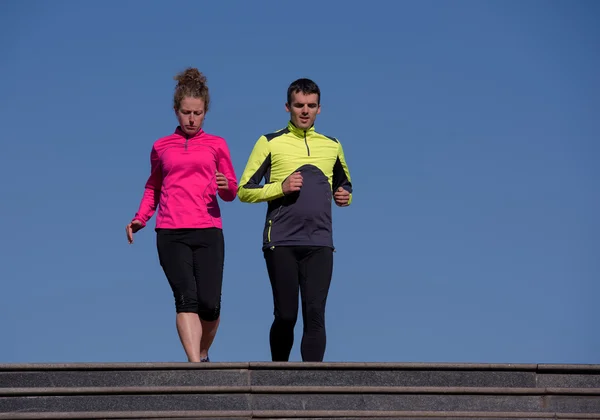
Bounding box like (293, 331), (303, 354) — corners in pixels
(287, 121), (315, 138)
(175, 126), (204, 139)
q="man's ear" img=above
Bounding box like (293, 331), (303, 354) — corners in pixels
(285, 103), (290, 112)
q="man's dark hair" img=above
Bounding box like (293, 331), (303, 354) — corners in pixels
(287, 78), (320, 105)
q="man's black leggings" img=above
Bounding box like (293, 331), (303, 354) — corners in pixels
(156, 228), (224, 321)
(263, 246), (334, 362)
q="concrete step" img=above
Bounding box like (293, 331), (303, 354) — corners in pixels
(0, 362), (598, 419)
(2, 362), (599, 389)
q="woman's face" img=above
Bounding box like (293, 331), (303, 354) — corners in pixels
(176, 96), (205, 136)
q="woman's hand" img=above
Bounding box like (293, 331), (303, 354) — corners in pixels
(126, 220), (144, 244)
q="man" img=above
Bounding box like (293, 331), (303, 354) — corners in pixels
(237, 78), (353, 362)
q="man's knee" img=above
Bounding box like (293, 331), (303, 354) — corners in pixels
(274, 311), (298, 328)
(304, 304), (326, 329)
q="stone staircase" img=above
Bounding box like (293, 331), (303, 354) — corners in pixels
(1, 362), (599, 419)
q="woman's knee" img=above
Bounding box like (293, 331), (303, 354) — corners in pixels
(174, 292), (199, 313)
(198, 299), (221, 321)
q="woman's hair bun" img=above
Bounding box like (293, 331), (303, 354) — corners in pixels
(174, 67), (206, 87)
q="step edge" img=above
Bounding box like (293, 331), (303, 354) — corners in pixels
(0, 362), (544, 372)
(0, 410), (249, 419)
(1, 411), (600, 420)
(2, 385), (600, 396)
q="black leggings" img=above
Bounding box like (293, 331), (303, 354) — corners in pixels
(264, 246), (334, 362)
(156, 228), (224, 321)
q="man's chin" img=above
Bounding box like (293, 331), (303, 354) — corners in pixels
(294, 120), (313, 129)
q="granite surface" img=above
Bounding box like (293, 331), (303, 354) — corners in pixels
(251, 369), (536, 388)
(538, 374), (600, 388)
(0, 394), (250, 413)
(0, 369), (248, 388)
(251, 393), (543, 412)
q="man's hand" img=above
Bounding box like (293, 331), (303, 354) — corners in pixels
(216, 171), (229, 190)
(282, 172), (303, 194)
(126, 220), (144, 244)
(334, 187), (350, 207)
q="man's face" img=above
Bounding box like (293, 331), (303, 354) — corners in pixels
(175, 97), (205, 137)
(286, 91), (320, 130)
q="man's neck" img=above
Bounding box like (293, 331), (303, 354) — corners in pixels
(287, 120), (315, 137)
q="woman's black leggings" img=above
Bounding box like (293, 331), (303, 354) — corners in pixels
(156, 228), (224, 321)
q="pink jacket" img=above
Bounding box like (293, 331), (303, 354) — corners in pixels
(132, 127), (238, 230)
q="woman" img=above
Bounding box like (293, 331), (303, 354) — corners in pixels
(126, 68), (238, 362)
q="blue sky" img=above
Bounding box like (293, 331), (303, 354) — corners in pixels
(1, 0), (598, 365)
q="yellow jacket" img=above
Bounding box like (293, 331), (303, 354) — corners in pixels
(238, 121), (352, 250)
